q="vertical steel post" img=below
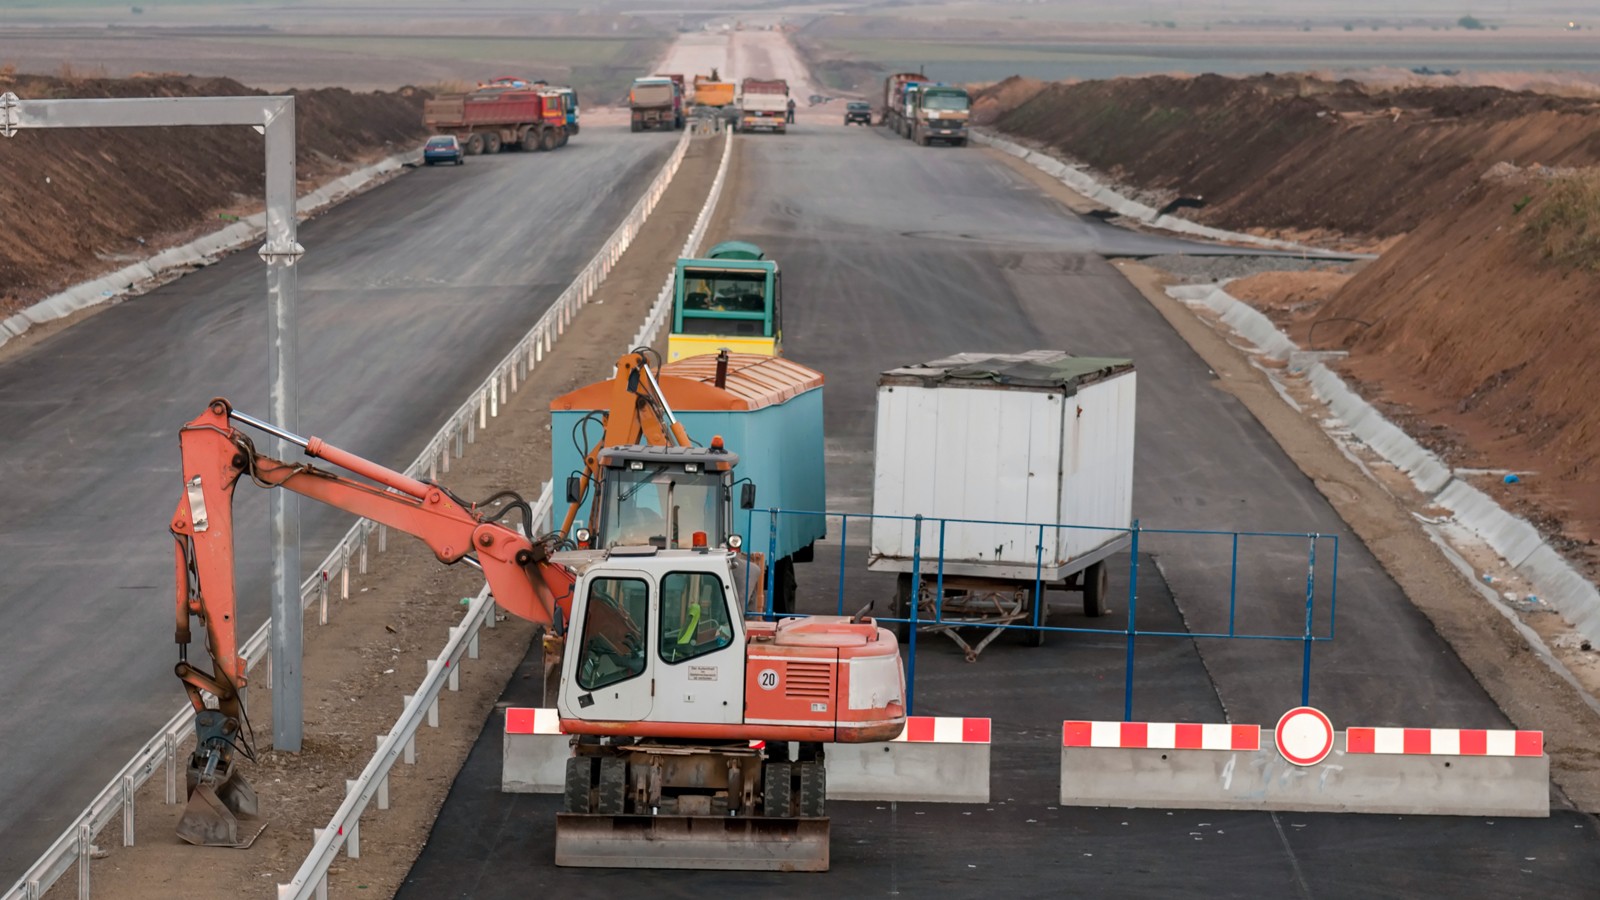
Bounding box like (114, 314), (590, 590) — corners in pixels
(765, 508), (778, 619)
(1228, 532), (1239, 637)
(263, 97), (306, 752)
(1301, 534), (1317, 707)
(1033, 525), (1046, 630)
(1123, 521), (1141, 722)
(935, 520), (947, 626)
(1328, 535), (1340, 640)
(836, 514), (848, 617)
(908, 515), (922, 716)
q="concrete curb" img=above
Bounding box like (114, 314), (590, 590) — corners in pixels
(1, 150), (416, 349)
(972, 130), (1336, 254)
(1167, 281), (1600, 646)
(1060, 738), (1549, 817)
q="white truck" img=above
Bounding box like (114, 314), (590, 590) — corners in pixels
(869, 351), (1136, 658)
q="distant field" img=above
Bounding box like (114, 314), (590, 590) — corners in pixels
(226, 35), (640, 68)
(823, 34), (1600, 83)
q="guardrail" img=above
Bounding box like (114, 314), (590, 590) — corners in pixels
(273, 117), (738, 900)
(6, 127), (696, 900)
(275, 485), (551, 900)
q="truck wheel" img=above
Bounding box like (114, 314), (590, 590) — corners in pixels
(596, 756), (625, 815)
(917, 128), (931, 147)
(674, 114), (684, 130)
(571, 123), (580, 136)
(484, 132), (502, 154)
(464, 133), (484, 155)
(1082, 561), (1108, 618)
(539, 129), (556, 151)
(954, 138), (969, 148)
(563, 756), (593, 814)
(762, 762), (793, 818)
(558, 129), (569, 147)
(516, 126), (533, 150)
(773, 558), (797, 616)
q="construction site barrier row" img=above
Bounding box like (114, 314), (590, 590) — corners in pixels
(278, 126), (735, 900)
(9, 126), (700, 900)
(503, 712), (994, 804)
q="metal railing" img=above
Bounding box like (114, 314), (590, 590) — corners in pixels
(275, 485), (550, 900)
(749, 508), (1339, 721)
(6, 126), (698, 900)
(274, 113), (738, 900)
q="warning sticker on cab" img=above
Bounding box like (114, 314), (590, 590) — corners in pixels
(689, 665), (717, 682)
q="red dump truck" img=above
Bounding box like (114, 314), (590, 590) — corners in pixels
(423, 77), (570, 154)
(739, 77), (789, 134)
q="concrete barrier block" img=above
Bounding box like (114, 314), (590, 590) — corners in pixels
(827, 716), (990, 803)
(1060, 720), (1547, 817)
(501, 707), (569, 794)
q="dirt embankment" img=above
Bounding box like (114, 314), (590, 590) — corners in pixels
(0, 71), (428, 314)
(986, 73), (1600, 244)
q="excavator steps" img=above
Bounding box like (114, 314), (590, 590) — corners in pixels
(554, 813), (829, 871)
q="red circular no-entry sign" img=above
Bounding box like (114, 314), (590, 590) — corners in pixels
(1275, 706), (1335, 766)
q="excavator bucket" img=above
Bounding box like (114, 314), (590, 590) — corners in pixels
(177, 764), (264, 848)
(554, 814), (829, 871)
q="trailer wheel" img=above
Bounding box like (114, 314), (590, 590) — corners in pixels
(1082, 560), (1108, 618)
(563, 756), (593, 814)
(464, 133), (484, 155)
(596, 756), (626, 815)
(762, 762), (793, 818)
(892, 573), (915, 642)
(483, 132), (502, 154)
(516, 126), (534, 151)
(630, 118), (641, 133)
(772, 558), (797, 615)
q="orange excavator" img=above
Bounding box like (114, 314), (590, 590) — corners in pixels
(169, 396), (904, 869)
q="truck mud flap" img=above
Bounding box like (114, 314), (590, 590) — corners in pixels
(554, 813), (829, 871)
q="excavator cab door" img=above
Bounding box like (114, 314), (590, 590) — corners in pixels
(562, 570), (654, 722)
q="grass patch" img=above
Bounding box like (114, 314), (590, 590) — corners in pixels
(1529, 171), (1600, 270)
(225, 35), (641, 67)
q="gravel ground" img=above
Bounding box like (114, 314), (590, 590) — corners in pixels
(1139, 253), (1353, 283)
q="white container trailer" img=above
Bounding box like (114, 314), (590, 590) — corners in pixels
(869, 351), (1135, 654)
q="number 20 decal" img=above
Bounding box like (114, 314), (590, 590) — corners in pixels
(757, 668), (780, 691)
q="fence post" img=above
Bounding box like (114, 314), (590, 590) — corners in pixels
(836, 513), (848, 617)
(908, 515), (922, 717)
(1301, 533), (1317, 708)
(1033, 525), (1046, 630)
(765, 508), (779, 619)
(1228, 532), (1239, 636)
(935, 520), (948, 625)
(1123, 520), (1141, 722)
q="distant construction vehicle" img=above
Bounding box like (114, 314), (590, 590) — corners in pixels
(423, 76), (571, 154)
(692, 71), (736, 121)
(630, 75), (683, 132)
(882, 73), (970, 147)
(738, 77), (789, 133)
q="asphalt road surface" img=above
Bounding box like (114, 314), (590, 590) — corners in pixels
(398, 122), (1600, 895)
(0, 125), (677, 880)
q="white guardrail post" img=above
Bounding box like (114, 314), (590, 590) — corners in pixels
(6, 127), (698, 900)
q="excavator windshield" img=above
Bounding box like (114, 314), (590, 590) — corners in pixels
(604, 465), (724, 549)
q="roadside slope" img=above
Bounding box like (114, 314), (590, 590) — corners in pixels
(0, 72), (427, 314)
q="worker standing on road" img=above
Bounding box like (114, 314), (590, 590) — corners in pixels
(786, 97), (796, 124)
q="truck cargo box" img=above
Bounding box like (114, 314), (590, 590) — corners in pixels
(551, 354), (826, 564)
(870, 351), (1135, 581)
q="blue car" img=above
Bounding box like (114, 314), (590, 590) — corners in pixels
(423, 135), (463, 166)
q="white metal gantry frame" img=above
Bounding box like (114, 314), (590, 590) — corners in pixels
(0, 91), (308, 753)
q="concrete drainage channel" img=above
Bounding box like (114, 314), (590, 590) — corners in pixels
(6, 127), (701, 900)
(1166, 281), (1600, 650)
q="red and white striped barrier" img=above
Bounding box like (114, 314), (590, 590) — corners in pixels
(502, 708), (570, 794)
(896, 716), (992, 744)
(1060, 710), (1549, 818)
(505, 707), (563, 736)
(1062, 720), (1258, 752)
(828, 715), (991, 803)
(1346, 726), (1543, 758)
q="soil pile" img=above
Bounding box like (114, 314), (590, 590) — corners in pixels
(970, 75), (1046, 125)
(991, 73), (1600, 242)
(0, 72), (427, 312)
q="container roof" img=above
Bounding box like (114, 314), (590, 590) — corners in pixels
(707, 241), (764, 261)
(552, 354), (823, 414)
(879, 351), (1133, 392)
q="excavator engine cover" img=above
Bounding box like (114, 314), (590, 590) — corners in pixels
(554, 814), (829, 871)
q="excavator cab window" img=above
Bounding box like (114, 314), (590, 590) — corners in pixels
(659, 572), (734, 664)
(576, 576), (649, 691)
(605, 465), (724, 549)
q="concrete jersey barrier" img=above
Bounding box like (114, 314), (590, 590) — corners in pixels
(1060, 717), (1548, 818)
